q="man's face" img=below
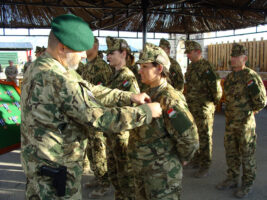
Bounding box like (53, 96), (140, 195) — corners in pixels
(107, 50), (124, 67)
(230, 55), (247, 69)
(64, 49), (86, 70)
(186, 50), (200, 63)
(160, 46), (170, 56)
(86, 44), (98, 62)
(9, 61), (14, 66)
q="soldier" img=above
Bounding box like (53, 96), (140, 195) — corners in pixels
(5, 60), (18, 83)
(105, 36), (140, 200)
(184, 40), (222, 178)
(159, 38), (184, 91)
(23, 55), (32, 73)
(79, 37), (113, 198)
(216, 43), (266, 198)
(20, 14), (162, 200)
(128, 43), (199, 199)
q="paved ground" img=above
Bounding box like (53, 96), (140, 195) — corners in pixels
(0, 109), (267, 200)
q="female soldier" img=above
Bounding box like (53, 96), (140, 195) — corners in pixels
(105, 36), (140, 200)
(128, 43), (199, 200)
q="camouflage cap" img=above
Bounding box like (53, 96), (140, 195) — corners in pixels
(159, 38), (170, 49)
(136, 43), (170, 71)
(231, 43), (248, 57)
(106, 36), (131, 54)
(51, 14), (94, 51)
(35, 46), (42, 53)
(184, 40), (202, 53)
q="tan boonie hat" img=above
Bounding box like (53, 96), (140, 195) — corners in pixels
(159, 38), (170, 49)
(136, 43), (170, 71)
(106, 36), (131, 54)
(184, 40), (202, 54)
(231, 43), (248, 57)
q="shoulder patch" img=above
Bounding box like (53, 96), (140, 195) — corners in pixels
(123, 80), (129, 87)
(247, 79), (260, 96)
(167, 108), (193, 134)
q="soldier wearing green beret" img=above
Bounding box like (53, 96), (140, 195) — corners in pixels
(20, 14), (162, 200)
(216, 43), (266, 198)
(159, 38), (184, 91)
(105, 36), (140, 200)
(128, 43), (199, 199)
(184, 40), (222, 178)
(77, 37), (113, 198)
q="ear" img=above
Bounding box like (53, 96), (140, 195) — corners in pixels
(57, 43), (66, 55)
(157, 64), (164, 74)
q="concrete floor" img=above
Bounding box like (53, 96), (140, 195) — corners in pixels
(0, 109), (267, 200)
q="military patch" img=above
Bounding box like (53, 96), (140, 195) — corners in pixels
(168, 109), (193, 134)
(123, 80), (129, 87)
(247, 80), (254, 87)
(97, 82), (103, 85)
(167, 108), (176, 118)
(247, 79), (260, 96)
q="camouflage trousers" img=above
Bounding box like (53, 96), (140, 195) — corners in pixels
(106, 131), (135, 200)
(224, 111), (257, 188)
(131, 155), (182, 200)
(25, 162), (83, 200)
(87, 132), (110, 187)
(188, 103), (215, 169)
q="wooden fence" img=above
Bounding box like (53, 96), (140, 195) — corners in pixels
(208, 38), (267, 72)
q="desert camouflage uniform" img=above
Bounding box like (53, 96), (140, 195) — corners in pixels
(185, 46), (222, 170)
(80, 54), (113, 188)
(223, 44), (266, 193)
(106, 66), (140, 200)
(128, 79), (199, 200)
(20, 52), (153, 200)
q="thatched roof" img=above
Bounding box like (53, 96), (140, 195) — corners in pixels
(1, 0), (267, 34)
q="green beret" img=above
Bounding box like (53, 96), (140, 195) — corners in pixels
(137, 43), (170, 71)
(106, 36), (131, 54)
(231, 43), (248, 57)
(159, 38), (170, 49)
(51, 14), (94, 51)
(184, 40), (202, 53)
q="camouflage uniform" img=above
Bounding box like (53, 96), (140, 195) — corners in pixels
(20, 52), (153, 200)
(184, 40), (222, 172)
(159, 38), (184, 91)
(105, 36), (140, 200)
(5, 63), (18, 82)
(222, 44), (266, 195)
(23, 61), (33, 73)
(129, 43), (199, 199)
(79, 54), (113, 188)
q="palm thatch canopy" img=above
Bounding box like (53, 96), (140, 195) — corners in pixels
(1, 0), (267, 34)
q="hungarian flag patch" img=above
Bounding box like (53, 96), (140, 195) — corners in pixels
(97, 82), (103, 85)
(167, 108), (176, 118)
(247, 80), (254, 87)
(123, 80), (129, 87)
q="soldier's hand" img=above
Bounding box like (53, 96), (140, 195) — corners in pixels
(147, 102), (162, 118)
(131, 93), (151, 104)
